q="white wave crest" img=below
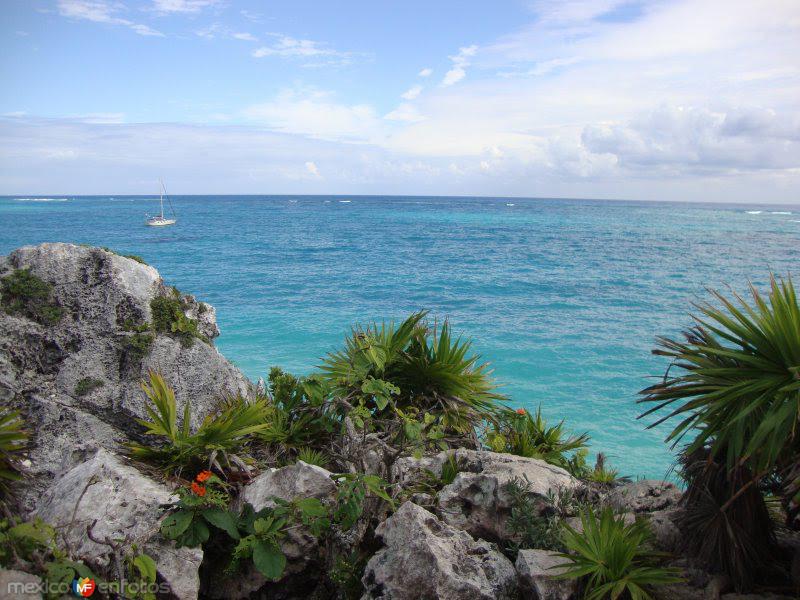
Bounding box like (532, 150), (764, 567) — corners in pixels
(15, 197), (68, 202)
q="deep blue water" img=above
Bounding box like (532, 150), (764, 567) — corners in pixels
(1, 195), (798, 479)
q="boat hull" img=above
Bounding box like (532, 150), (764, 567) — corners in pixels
(146, 219), (176, 226)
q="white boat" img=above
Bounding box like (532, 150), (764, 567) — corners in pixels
(146, 180), (176, 226)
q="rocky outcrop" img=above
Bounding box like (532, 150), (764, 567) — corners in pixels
(435, 449), (580, 543)
(0, 243), (250, 507)
(605, 480), (682, 514)
(361, 502), (518, 600)
(515, 549), (577, 600)
(33, 449), (202, 600)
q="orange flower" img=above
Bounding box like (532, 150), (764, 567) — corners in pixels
(516, 408), (526, 415)
(196, 470), (212, 483)
(191, 481), (207, 497)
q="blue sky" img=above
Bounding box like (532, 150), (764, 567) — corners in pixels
(1, 0), (799, 202)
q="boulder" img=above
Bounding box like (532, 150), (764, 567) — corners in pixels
(362, 502), (517, 600)
(515, 549), (577, 600)
(32, 449), (201, 600)
(240, 461), (337, 511)
(436, 449), (579, 543)
(0, 569), (43, 599)
(647, 508), (682, 552)
(605, 480), (682, 514)
(0, 243), (251, 506)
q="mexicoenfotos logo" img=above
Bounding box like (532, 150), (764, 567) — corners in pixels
(72, 577), (96, 597)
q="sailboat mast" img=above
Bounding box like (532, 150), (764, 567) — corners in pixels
(159, 180), (165, 218)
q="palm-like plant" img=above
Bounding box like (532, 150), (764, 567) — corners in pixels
(486, 407), (589, 471)
(638, 275), (799, 588)
(128, 371), (270, 475)
(557, 507), (683, 600)
(321, 312), (506, 431)
(639, 276), (800, 520)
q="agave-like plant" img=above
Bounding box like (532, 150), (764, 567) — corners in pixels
(638, 275), (799, 589)
(486, 407), (589, 471)
(639, 275), (800, 522)
(128, 371), (270, 475)
(320, 311), (506, 431)
(556, 507), (683, 600)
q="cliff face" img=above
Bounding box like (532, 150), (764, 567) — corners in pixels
(0, 243), (250, 509)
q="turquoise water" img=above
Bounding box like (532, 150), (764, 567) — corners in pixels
(2, 195), (798, 479)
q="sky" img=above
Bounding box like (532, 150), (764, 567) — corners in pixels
(1, 0), (799, 202)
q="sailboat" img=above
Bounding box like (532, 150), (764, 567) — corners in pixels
(146, 180), (177, 226)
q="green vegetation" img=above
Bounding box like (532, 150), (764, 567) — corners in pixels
(122, 331), (155, 363)
(0, 410), (27, 502)
(99, 247), (148, 265)
(150, 291), (207, 347)
(0, 268), (63, 325)
(74, 377), (104, 397)
(486, 407), (589, 474)
(503, 477), (582, 556)
(127, 371), (270, 475)
(0, 517), (97, 599)
(321, 311), (506, 433)
(296, 447), (330, 468)
(639, 275), (799, 589)
(557, 507), (683, 600)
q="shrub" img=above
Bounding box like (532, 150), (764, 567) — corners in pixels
(504, 477), (573, 555)
(122, 331), (155, 363)
(128, 372), (270, 475)
(638, 275), (799, 586)
(0, 410), (27, 502)
(321, 311), (506, 435)
(297, 447), (330, 469)
(0, 268), (64, 325)
(74, 377), (104, 397)
(486, 407), (589, 473)
(556, 506), (683, 600)
(256, 367), (337, 461)
(150, 293), (207, 346)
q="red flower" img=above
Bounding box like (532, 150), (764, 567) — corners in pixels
(191, 481), (207, 497)
(196, 470), (212, 483)
(516, 408), (526, 415)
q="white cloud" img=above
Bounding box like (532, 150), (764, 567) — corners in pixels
(150, 0), (221, 13)
(304, 161), (320, 177)
(243, 88), (382, 142)
(384, 103), (426, 123)
(232, 32), (257, 42)
(418, 67), (433, 77)
(441, 45), (478, 86)
(252, 35), (354, 65)
(57, 0), (163, 36)
(400, 85), (423, 100)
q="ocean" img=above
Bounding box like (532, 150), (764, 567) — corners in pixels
(2, 194), (798, 479)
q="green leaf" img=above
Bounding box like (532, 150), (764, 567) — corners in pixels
(132, 554), (158, 583)
(202, 508), (241, 540)
(160, 510), (194, 539)
(179, 519), (210, 548)
(252, 540), (286, 580)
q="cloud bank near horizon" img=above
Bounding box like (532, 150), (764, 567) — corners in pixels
(1, 0), (799, 202)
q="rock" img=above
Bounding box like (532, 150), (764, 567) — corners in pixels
(515, 549), (577, 600)
(605, 480), (682, 514)
(648, 508), (682, 552)
(241, 461), (337, 512)
(32, 449), (202, 600)
(0, 243), (251, 504)
(436, 449), (579, 543)
(362, 502), (517, 600)
(0, 569), (43, 599)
